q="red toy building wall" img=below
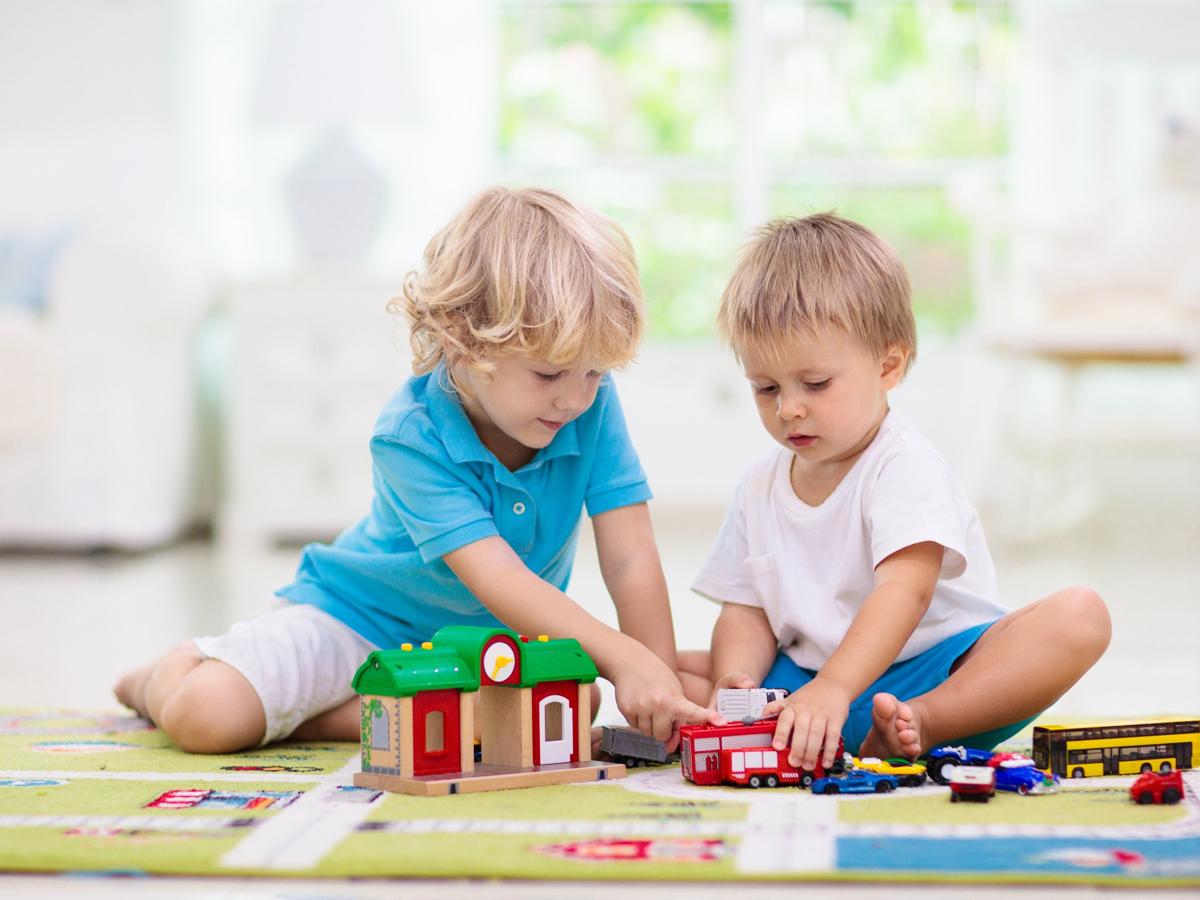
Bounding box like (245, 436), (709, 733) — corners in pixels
(412, 689), (461, 776)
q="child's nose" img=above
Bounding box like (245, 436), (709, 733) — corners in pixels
(777, 393), (807, 420)
(556, 379), (589, 413)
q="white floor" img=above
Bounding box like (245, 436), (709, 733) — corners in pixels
(1, 498), (1198, 897)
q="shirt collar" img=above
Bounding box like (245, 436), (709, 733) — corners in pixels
(426, 361), (581, 473)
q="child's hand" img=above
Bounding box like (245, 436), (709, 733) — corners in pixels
(707, 671), (758, 710)
(612, 652), (725, 752)
(761, 677), (852, 772)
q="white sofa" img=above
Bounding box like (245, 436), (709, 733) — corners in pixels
(0, 228), (212, 549)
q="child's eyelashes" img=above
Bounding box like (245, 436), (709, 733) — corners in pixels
(534, 369), (605, 382)
(751, 379), (829, 395)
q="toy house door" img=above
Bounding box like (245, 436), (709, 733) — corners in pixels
(536, 694), (574, 764)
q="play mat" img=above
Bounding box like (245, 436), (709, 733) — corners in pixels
(0, 710), (1197, 887)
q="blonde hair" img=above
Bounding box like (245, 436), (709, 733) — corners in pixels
(717, 212), (916, 372)
(393, 186), (645, 385)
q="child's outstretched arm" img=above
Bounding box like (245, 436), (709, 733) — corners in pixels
(762, 540), (944, 771)
(591, 503), (726, 745)
(444, 528), (722, 749)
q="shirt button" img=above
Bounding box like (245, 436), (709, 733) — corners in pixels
(512, 502), (526, 515)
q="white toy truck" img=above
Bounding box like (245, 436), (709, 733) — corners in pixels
(717, 687), (790, 724)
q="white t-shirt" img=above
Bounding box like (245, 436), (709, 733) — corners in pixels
(691, 410), (1007, 671)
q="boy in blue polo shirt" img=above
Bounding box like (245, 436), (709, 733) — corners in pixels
(115, 187), (723, 752)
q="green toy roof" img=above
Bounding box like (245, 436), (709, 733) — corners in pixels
(351, 626), (600, 698)
(351, 647), (478, 698)
(431, 625), (598, 687)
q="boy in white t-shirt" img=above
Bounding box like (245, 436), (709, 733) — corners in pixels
(679, 213), (1111, 772)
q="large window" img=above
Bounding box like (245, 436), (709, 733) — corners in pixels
(500, 1), (1014, 338)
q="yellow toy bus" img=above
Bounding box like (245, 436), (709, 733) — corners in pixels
(1032, 717), (1199, 779)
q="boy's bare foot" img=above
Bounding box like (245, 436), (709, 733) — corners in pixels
(112, 663), (154, 719)
(857, 692), (923, 760)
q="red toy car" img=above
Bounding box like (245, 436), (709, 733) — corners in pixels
(1130, 769), (1184, 805)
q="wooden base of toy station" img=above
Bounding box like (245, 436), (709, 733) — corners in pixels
(355, 760), (627, 796)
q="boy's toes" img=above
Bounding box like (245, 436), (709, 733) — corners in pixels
(870, 692), (899, 736)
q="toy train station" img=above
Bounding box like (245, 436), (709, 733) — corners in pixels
(352, 625), (625, 795)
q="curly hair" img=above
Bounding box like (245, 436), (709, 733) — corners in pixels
(390, 186), (645, 387)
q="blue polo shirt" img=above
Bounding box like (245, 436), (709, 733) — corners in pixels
(276, 364), (652, 649)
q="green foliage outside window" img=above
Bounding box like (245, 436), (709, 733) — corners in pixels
(499, 1), (1013, 338)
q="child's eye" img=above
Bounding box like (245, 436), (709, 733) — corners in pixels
(753, 384), (778, 396)
(804, 379), (831, 392)
(586, 370), (604, 380)
(535, 371), (564, 382)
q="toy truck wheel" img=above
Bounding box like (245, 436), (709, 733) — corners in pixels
(1163, 788), (1182, 804)
(766, 775), (779, 788)
(1071, 768), (1085, 779)
(1137, 791), (1153, 804)
(749, 776), (762, 788)
(928, 758), (957, 785)
(1160, 762), (1173, 773)
(800, 773), (814, 789)
(875, 780), (894, 793)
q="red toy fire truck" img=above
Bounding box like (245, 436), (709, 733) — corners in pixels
(679, 719), (845, 789)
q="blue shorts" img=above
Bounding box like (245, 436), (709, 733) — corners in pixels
(762, 620), (1037, 755)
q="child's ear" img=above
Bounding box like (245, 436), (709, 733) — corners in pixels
(880, 344), (908, 389)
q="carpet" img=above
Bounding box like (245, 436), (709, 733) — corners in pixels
(1, 710), (1197, 886)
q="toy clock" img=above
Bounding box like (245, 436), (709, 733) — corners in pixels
(481, 633), (520, 685)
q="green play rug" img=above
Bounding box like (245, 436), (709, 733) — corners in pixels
(1, 710), (1197, 886)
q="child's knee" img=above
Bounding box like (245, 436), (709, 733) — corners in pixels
(158, 662), (266, 753)
(1052, 586), (1111, 658)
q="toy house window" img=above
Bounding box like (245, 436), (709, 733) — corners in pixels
(544, 702), (563, 742)
(370, 706), (389, 750)
(425, 711), (444, 753)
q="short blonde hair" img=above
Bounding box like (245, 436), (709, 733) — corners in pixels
(718, 213), (916, 372)
(393, 186), (645, 382)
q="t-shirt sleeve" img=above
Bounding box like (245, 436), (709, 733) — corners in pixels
(865, 449), (970, 579)
(370, 434), (499, 563)
(690, 481), (762, 607)
(584, 380), (653, 517)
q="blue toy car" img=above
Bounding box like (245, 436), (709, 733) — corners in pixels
(991, 758), (1058, 795)
(926, 745), (995, 785)
(811, 769), (899, 795)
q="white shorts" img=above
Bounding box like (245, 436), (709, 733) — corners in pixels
(193, 603), (377, 745)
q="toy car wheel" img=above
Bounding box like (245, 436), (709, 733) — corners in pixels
(875, 780), (894, 793)
(800, 773), (814, 789)
(906, 774), (927, 787)
(766, 776), (779, 788)
(1017, 784), (1030, 796)
(1140, 763), (1153, 774)
(1071, 768), (1084, 779)
(928, 758), (956, 785)
(1160, 762), (1173, 773)
(1137, 791), (1154, 804)
(749, 776), (762, 788)
(950, 792), (959, 803)
(825, 783), (840, 794)
(1163, 788), (1182, 804)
